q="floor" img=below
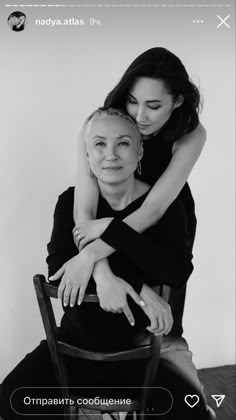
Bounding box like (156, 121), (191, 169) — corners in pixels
(198, 365), (236, 420)
(78, 365), (236, 420)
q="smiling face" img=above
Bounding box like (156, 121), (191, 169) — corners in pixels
(85, 114), (143, 186)
(126, 77), (183, 136)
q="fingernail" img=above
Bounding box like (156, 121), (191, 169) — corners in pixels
(64, 302), (68, 306)
(70, 303), (74, 307)
(140, 300), (145, 307)
(49, 276), (54, 280)
(78, 301), (81, 306)
(131, 322), (134, 326)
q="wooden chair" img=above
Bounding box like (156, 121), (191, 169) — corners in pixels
(33, 274), (163, 420)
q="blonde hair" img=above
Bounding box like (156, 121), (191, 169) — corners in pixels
(85, 107), (141, 142)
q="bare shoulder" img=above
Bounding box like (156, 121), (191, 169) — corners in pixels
(172, 122), (207, 155)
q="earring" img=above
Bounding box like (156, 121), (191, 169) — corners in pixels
(137, 161), (142, 176)
(87, 163), (94, 177)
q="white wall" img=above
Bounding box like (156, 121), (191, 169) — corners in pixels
(0, 1), (235, 381)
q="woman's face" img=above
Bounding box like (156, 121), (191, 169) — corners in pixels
(86, 114), (142, 186)
(126, 77), (182, 136)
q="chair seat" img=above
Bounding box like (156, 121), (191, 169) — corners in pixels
(58, 341), (152, 361)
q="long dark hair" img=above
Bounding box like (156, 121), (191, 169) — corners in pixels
(104, 47), (202, 143)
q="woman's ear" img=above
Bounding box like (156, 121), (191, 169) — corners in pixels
(86, 150), (94, 177)
(173, 94), (184, 109)
(138, 141), (144, 161)
(87, 162), (94, 177)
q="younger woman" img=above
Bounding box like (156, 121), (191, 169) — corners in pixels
(73, 47), (205, 260)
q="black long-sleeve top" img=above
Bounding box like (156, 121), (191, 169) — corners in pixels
(46, 187), (193, 348)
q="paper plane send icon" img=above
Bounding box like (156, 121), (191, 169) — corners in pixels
(211, 395), (225, 408)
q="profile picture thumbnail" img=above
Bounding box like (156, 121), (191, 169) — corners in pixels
(7, 11), (26, 32)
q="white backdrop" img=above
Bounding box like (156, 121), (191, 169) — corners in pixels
(0, 0), (235, 382)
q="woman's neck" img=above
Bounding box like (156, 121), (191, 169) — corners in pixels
(142, 129), (159, 141)
(98, 178), (149, 211)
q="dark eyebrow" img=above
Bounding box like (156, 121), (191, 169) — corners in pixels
(128, 92), (162, 104)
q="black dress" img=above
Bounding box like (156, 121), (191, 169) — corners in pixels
(137, 135), (197, 250)
(101, 135), (196, 254)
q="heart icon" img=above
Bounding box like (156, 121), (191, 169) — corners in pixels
(184, 394), (200, 408)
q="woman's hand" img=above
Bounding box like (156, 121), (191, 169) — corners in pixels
(49, 249), (95, 307)
(73, 218), (113, 250)
(140, 284), (173, 336)
(95, 267), (145, 326)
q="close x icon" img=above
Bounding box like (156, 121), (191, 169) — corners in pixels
(217, 15), (230, 28)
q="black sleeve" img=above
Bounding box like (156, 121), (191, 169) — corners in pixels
(46, 187), (77, 287)
(108, 252), (145, 294)
(46, 188), (144, 293)
(101, 199), (193, 289)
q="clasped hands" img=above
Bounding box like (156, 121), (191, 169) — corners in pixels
(51, 218), (111, 303)
(50, 248), (173, 336)
(96, 275), (173, 336)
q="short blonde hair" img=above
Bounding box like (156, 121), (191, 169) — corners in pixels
(85, 107), (141, 142)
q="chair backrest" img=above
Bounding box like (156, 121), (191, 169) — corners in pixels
(33, 274), (162, 417)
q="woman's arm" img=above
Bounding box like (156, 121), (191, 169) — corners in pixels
(94, 260), (173, 335)
(47, 188), (78, 286)
(76, 123), (206, 250)
(73, 122), (99, 225)
(87, 196), (194, 289)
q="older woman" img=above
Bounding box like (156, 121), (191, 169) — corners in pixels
(0, 108), (214, 420)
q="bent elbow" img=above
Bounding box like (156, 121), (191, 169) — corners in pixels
(183, 261), (194, 285)
(167, 260), (194, 288)
(178, 260), (194, 287)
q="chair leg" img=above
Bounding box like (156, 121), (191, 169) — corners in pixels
(136, 411), (145, 420)
(70, 405), (78, 420)
(132, 411), (137, 420)
(63, 404), (78, 420)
